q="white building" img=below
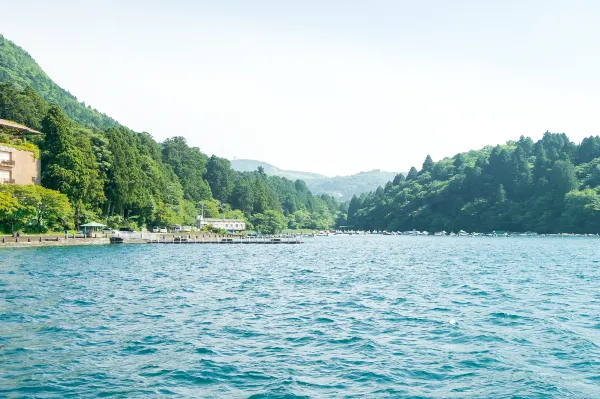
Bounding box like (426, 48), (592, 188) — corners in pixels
(196, 216), (246, 232)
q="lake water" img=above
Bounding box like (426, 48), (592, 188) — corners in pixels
(1, 236), (600, 398)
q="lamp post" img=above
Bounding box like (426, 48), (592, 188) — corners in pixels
(199, 202), (205, 231)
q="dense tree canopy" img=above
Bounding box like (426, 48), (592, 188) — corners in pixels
(0, 35), (118, 130)
(0, 185), (72, 233)
(349, 133), (600, 234)
(162, 136), (212, 203)
(205, 155), (236, 203)
(0, 83), (342, 233)
(41, 105), (104, 226)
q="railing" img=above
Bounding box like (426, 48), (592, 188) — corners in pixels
(0, 159), (15, 167)
(113, 231), (145, 240)
(0, 178), (15, 184)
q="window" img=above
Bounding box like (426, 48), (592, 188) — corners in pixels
(0, 151), (9, 162)
(0, 169), (10, 183)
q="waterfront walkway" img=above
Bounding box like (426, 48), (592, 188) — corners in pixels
(0, 235), (109, 248)
(116, 234), (303, 245)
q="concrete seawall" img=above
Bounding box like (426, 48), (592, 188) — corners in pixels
(0, 233), (303, 248)
(0, 237), (110, 248)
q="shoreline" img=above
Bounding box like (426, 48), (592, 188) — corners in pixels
(0, 232), (245, 249)
(0, 237), (111, 248)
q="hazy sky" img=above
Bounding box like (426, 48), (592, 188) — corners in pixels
(2, 0), (600, 176)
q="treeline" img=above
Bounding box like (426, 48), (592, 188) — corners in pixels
(0, 185), (72, 234)
(348, 133), (600, 233)
(0, 34), (119, 131)
(0, 82), (343, 234)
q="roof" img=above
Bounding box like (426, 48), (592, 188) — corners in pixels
(0, 119), (42, 135)
(80, 222), (107, 227)
(200, 218), (246, 223)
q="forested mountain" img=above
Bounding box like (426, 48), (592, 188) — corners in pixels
(231, 159), (327, 181)
(0, 34), (119, 131)
(231, 159), (397, 201)
(4, 34), (600, 235)
(0, 37), (343, 234)
(348, 134), (600, 233)
(308, 169), (398, 201)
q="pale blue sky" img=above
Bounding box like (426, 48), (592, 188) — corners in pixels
(2, 0), (600, 176)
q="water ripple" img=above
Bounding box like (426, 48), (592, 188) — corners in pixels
(1, 236), (600, 398)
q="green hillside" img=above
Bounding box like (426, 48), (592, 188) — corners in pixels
(0, 34), (119, 131)
(309, 169), (398, 201)
(0, 36), (344, 233)
(230, 159), (327, 181)
(349, 134), (600, 233)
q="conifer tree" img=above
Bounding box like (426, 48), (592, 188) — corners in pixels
(41, 105), (104, 227)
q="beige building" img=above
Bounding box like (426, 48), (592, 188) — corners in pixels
(0, 119), (42, 185)
(196, 216), (246, 232)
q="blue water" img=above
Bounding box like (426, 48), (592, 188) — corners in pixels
(1, 236), (600, 398)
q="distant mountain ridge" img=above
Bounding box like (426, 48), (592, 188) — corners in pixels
(231, 159), (397, 201)
(230, 159), (327, 181)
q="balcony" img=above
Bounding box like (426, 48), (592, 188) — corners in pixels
(0, 159), (15, 167)
(0, 178), (15, 184)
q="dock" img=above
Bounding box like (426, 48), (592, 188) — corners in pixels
(110, 234), (303, 245)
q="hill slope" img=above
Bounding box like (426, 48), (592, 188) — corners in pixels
(231, 159), (327, 181)
(348, 133), (600, 233)
(0, 35), (343, 233)
(0, 34), (119, 131)
(0, 35), (396, 203)
(309, 169), (399, 201)
(231, 159), (397, 201)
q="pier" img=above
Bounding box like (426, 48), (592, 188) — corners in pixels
(111, 233), (303, 245)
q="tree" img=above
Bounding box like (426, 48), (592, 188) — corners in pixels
(162, 136), (212, 203)
(252, 210), (287, 234)
(576, 136), (600, 164)
(406, 167), (418, 181)
(0, 82), (49, 130)
(205, 155), (236, 203)
(200, 199), (221, 218)
(0, 189), (23, 233)
(230, 174), (255, 215)
(551, 160), (578, 197)
(41, 105), (104, 227)
(0, 185), (72, 233)
(392, 173), (405, 186)
(15, 185), (73, 231)
(288, 209), (311, 229)
(349, 132), (600, 233)
(560, 189), (600, 232)
(0, 81), (341, 232)
(421, 155), (434, 173)
(103, 127), (147, 219)
(0, 36), (119, 131)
